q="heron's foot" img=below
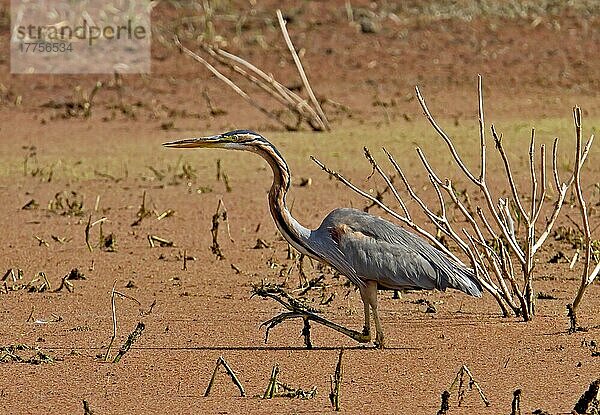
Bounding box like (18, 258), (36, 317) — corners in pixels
(374, 333), (385, 349)
(353, 326), (371, 343)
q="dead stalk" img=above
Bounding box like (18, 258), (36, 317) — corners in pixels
(211, 199), (230, 260)
(263, 364), (280, 399)
(570, 106), (599, 322)
(448, 365), (490, 407)
(276, 9), (330, 131)
(329, 349), (343, 411)
(104, 280), (141, 362)
(510, 389), (522, 415)
(173, 9), (329, 131)
(112, 322), (145, 363)
(205, 356), (246, 397)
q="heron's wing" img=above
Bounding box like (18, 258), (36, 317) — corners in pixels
(313, 208), (481, 296)
(307, 228), (364, 288)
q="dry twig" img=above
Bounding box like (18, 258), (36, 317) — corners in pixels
(173, 8), (330, 131)
(204, 356), (246, 397)
(570, 106), (599, 326)
(448, 365), (490, 407)
(252, 283), (368, 347)
(104, 280), (141, 362)
(329, 349), (343, 411)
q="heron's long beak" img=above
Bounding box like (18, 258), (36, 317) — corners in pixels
(162, 135), (222, 148)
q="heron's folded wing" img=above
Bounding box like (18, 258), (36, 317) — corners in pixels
(334, 226), (441, 290)
(307, 230), (364, 288)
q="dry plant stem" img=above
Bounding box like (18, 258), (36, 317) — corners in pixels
(437, 390), (451, 415)
(263, 364), (280, 399)
(104, 280), (118, 361)
(329, 349), (343, 411)
(413, 76), (594, 320)
(112, 322), (145, 363)
(85, 214), (93, 252)
(205, 356), (246, 397)
(511, 389), (522, 415)
(211, 199), (226, 260)
(204, 45), (322, 127)
(82, 400), (93, 415)
(254, 285), (367, 345)
(276, 10), (330, 131)
(173, 36), (290, 130)
(571, 106), (599, 313)
(448, 365), (490, 407)
(104, 280), (141, 362)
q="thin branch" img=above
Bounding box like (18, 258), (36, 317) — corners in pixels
(364, 147), (410, 219)
(532, 144), (547, 223)
(491, 125), (530, 224)
(415, 85), (478, 183)
(529, 129), (538, 219)
(276, 10), (330, 131)
(533, 133), (594, 254)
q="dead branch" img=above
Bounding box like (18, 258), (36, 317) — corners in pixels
(210, 199), (231, 260)
(104, 280), (142, 362)
(174, 10), (330, 132)
(205, 356), (246, 397)
(448, 365), (490, 407)
(112, 322), (145, 363)
(174, 36), (291, 129)
(570, 106), (599, 321)
(574, 378), (600, 414)
(251, 283), (368, 347)
(276, 9), (330, 131)
(437, 390), (451, 415)
(329, 349), (343, 411)
(262, 364), (280, 399)
(510, 389), (522, 415)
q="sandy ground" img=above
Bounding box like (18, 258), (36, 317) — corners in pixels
(2, 1), (600, 414)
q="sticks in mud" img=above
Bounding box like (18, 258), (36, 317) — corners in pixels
(510, 389), (522, 415)
(263, 364), (280, 399)
(104, 280), (142, 362)
(252, 283), (367, 348)
(436, 390), (451, 415)
(447, 365), (490, 407)
(329, 349), (343, 411)
(569, 106), (600, 329)
(85, 215), (107, 252)
(204, 356), (246, 397)
(112, 322), (145, 363)
(210, 199), (232, 260)
(262, 363), (317, 400)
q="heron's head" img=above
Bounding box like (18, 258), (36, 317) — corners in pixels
(162, 130), (268, 151)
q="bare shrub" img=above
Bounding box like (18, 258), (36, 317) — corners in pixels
(313, 76), (592, 320)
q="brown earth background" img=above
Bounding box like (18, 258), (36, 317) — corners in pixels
(2, 1), (600, 414)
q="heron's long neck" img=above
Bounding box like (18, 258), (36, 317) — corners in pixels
(253, 143), (313, 256)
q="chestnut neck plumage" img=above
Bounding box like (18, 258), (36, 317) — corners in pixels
(250, 142), (315, 258)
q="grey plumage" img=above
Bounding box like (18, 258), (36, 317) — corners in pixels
(309, 208), (482, 297)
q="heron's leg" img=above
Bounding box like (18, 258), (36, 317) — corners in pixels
(358, 286), (371, 340)
(372, 301), (384, 349)
(362, 280), (384, 348)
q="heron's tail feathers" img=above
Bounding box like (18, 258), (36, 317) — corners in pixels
(448, 265), (483, 298)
